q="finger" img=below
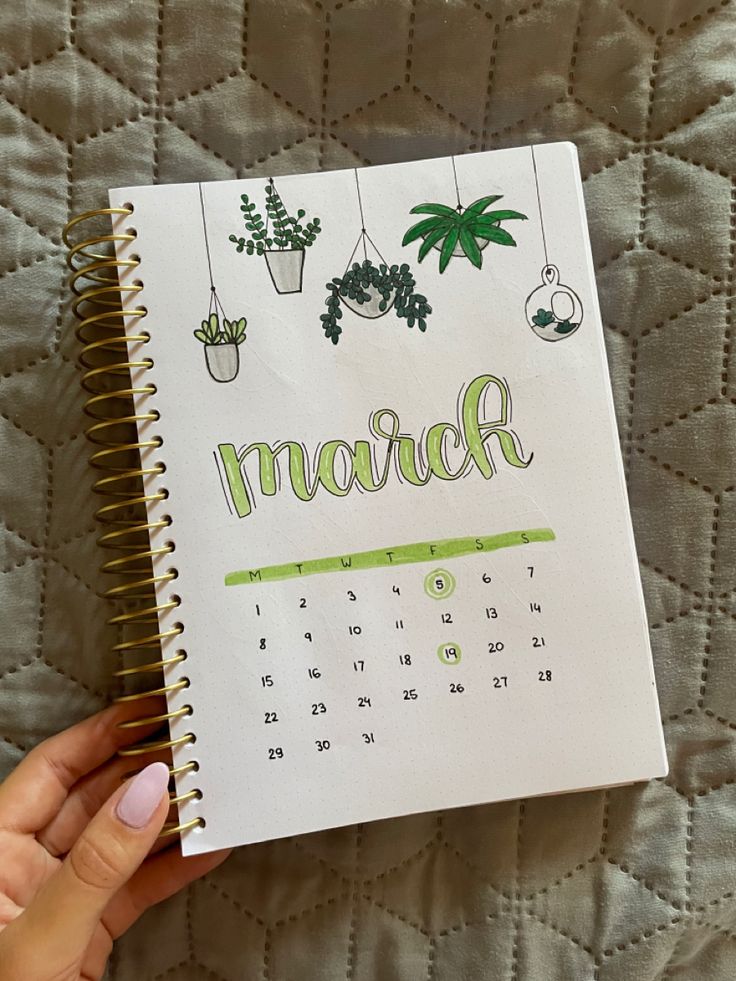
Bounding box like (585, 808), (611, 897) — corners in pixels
(8, 762), (170, 972)
(36, 745), (173, 858)
(0, 697), (167, 834)
(73, 845), (227, 981)
(103, 846), (232, 939)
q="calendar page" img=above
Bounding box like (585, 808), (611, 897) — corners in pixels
(111, 142), (667, 856)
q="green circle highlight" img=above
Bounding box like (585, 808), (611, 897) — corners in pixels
(437, 642), (462, 666)
(424, 568), (456, 600)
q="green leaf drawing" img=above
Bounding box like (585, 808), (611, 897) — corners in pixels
(222, 316), (247, 345)
(417, 224), (449, 262)
(408, 202), (459, 218)
(461, 195), (503, 217)
(474, 209), (527, 225)
(193, 312), (248, 346)
(194, 313), (222, 345)
(554, 320), (578, 334)
(439, 226), (460, 273)
(472, 225), (517, 247)
(459, 226), (483, 269)
(532, 308), (555, 327)
(402, 216), (452, 246)
(402, 193), (527, 273)
(319, 258), (432, 345)
(229, 181), (322, 262)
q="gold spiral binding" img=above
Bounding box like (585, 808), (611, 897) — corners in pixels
(63, 206), (204, 839)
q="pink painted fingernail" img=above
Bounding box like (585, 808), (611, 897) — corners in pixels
(115, 761), (170, 828)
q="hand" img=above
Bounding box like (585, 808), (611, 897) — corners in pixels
(0, 700), (230, 980)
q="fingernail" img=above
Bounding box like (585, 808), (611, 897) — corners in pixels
(115, 761), (170, 828)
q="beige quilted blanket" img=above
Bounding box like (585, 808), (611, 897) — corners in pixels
(1, 1), (734, 978)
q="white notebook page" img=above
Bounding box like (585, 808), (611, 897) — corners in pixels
(110, 142), (667, 856)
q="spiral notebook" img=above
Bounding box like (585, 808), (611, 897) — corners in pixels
(67, 142), (667, 855)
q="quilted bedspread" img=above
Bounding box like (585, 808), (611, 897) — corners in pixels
(1, 1), (735, 978)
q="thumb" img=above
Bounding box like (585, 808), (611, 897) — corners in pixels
(17, 761), (170, 970)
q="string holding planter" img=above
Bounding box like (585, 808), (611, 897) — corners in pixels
(320, 170), (432, 345)
(194, 184), (248, 383)
(229, 177), (322, 294)
(524, 146), (584, 342)
(402, 156), (528, 273)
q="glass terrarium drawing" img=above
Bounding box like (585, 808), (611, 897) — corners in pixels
(525, 264), (583, 341)
(525, 146), (584, 343)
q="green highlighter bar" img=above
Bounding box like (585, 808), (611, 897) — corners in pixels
(225, 527), (555, 586)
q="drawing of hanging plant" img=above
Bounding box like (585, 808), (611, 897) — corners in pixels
(193, 312), (247, 383)
(523, 145), (584, 342)
(229, 178), (322, 294)
(321, 260), (432, 345)
(320, 170), (432, 345)
(402, 194), (528, 273)
(195, 182), (250, 382)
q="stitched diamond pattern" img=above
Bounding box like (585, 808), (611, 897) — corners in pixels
(0, 1), (734, 978)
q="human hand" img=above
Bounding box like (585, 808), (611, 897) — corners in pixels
(0, 699), (229, 980)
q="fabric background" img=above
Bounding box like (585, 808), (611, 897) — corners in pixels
(1, 1), (735, 978)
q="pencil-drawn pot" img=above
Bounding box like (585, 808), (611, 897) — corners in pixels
(525, 265), (583, 342)
(205, 343), (239, 382)
(343, 286), (396, 319)
(264, 249), (305, 294)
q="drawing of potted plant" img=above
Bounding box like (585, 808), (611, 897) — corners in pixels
(402, 194), (528, 274)
(321, 259), (432, 344)
(228, 177), (322, 294)
(193, 312), (247, 382)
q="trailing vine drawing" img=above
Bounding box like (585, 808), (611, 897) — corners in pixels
(320, 171), (432, 345)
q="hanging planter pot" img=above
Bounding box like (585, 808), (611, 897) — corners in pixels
(263, 248), (305, 294)
(433, 230), (492, 259)
(403, 197), (527, 273)
(194, 313), (247, 382)
(229, 178), (321, 295)
(320, 259), (431, 344)
(321, 171), (432, 343)
(525, 265), (583, 342)
(205, 343), (240, 382)
(402, 189), (527, 274)
(342, 281), (396, 318)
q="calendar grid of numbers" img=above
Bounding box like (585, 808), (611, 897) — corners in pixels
(111, 141), (668, 856)
(242, 537), (559, 764)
